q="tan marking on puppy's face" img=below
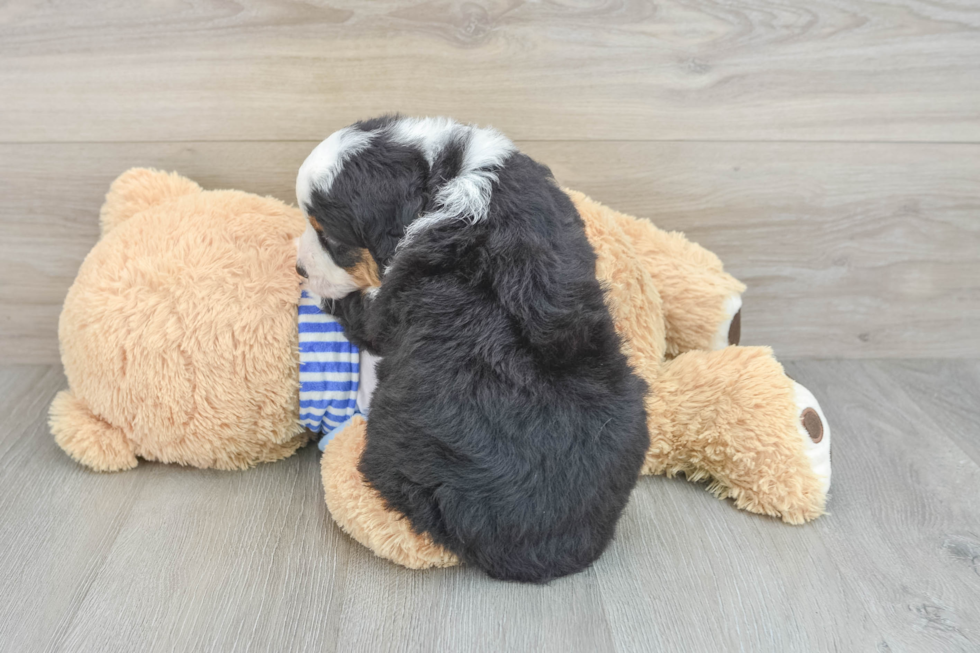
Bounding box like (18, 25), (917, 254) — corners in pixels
(347, 249), (381, 290)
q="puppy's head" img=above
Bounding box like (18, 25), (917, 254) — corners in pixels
(295, 116), (514, 299)
(295, 212), (381, 299)
(295, 117), (425, 299)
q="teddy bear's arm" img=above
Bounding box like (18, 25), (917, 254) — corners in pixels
(612, 212), (745, 355)
(568, 189), (745, 356)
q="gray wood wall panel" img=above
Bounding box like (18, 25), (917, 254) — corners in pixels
(1, 0), (979, 142)
(2, 141), (977, 362)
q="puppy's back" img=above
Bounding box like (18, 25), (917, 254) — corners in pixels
(362, 152), (649, 582)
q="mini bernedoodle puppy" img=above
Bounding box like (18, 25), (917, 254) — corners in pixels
(295, 115), (648, 582)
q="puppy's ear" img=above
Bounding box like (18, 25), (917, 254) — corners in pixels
(100, 168), (201, 238)
(370, 181), (427, 268)
(397, 193), (426, 232)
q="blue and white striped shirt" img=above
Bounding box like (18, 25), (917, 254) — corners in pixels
(298, 290), (360, 434)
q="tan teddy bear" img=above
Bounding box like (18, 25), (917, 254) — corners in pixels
(50, 170), (831, 569)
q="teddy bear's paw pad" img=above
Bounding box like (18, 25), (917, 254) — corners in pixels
(794, 382), (831, 495)
(710, 294), (743, 349)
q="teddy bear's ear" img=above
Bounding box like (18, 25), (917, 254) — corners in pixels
(99, 168), (202, 237)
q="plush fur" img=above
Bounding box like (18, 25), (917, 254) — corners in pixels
(51, 169), (309, 471)
(297, 116), (650, 582)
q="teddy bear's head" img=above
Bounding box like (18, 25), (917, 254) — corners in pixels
(51, 169), (311, 471)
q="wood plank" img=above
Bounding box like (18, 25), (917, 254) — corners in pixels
(1, 0), (979, 143)
(332, 556), (616, 653)
(850, 359), (980, 468)
(55, 447), (352, 653)
(2, 361), (978, 650)
(2, 140), (978, 362)
(596, 359), (980, 652)
(0, 365), (148, 652)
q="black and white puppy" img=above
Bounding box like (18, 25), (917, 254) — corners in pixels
(296, 116), (649, 582)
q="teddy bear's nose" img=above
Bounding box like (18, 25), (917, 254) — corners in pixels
(296, 263), (308, 279)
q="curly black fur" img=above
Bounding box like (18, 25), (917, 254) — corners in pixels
(304, 116), (649, 582)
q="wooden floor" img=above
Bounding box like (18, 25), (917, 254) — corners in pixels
(1, 360), (978, 652)
(2, 1), (980, 651)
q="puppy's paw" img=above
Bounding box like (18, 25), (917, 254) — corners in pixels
(320, 290), (358, 318)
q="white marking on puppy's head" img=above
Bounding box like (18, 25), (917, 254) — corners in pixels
(389, 116), (458, 166)
(296, 126), (374, 212)
(393, 117), (515, 247)
(438, 124), (514, 225)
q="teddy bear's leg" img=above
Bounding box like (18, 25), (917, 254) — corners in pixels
(48, 390), (138, 472)
(569, 190), (745, 356)
(644, 346), (831, 524)
(615, 216), (745, 355)
(321, 416), (460, 569)
(99, 168), (202, 237)
(578, 190), (668, 373)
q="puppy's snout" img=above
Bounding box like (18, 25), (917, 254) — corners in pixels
(295, 262), (309, 279)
